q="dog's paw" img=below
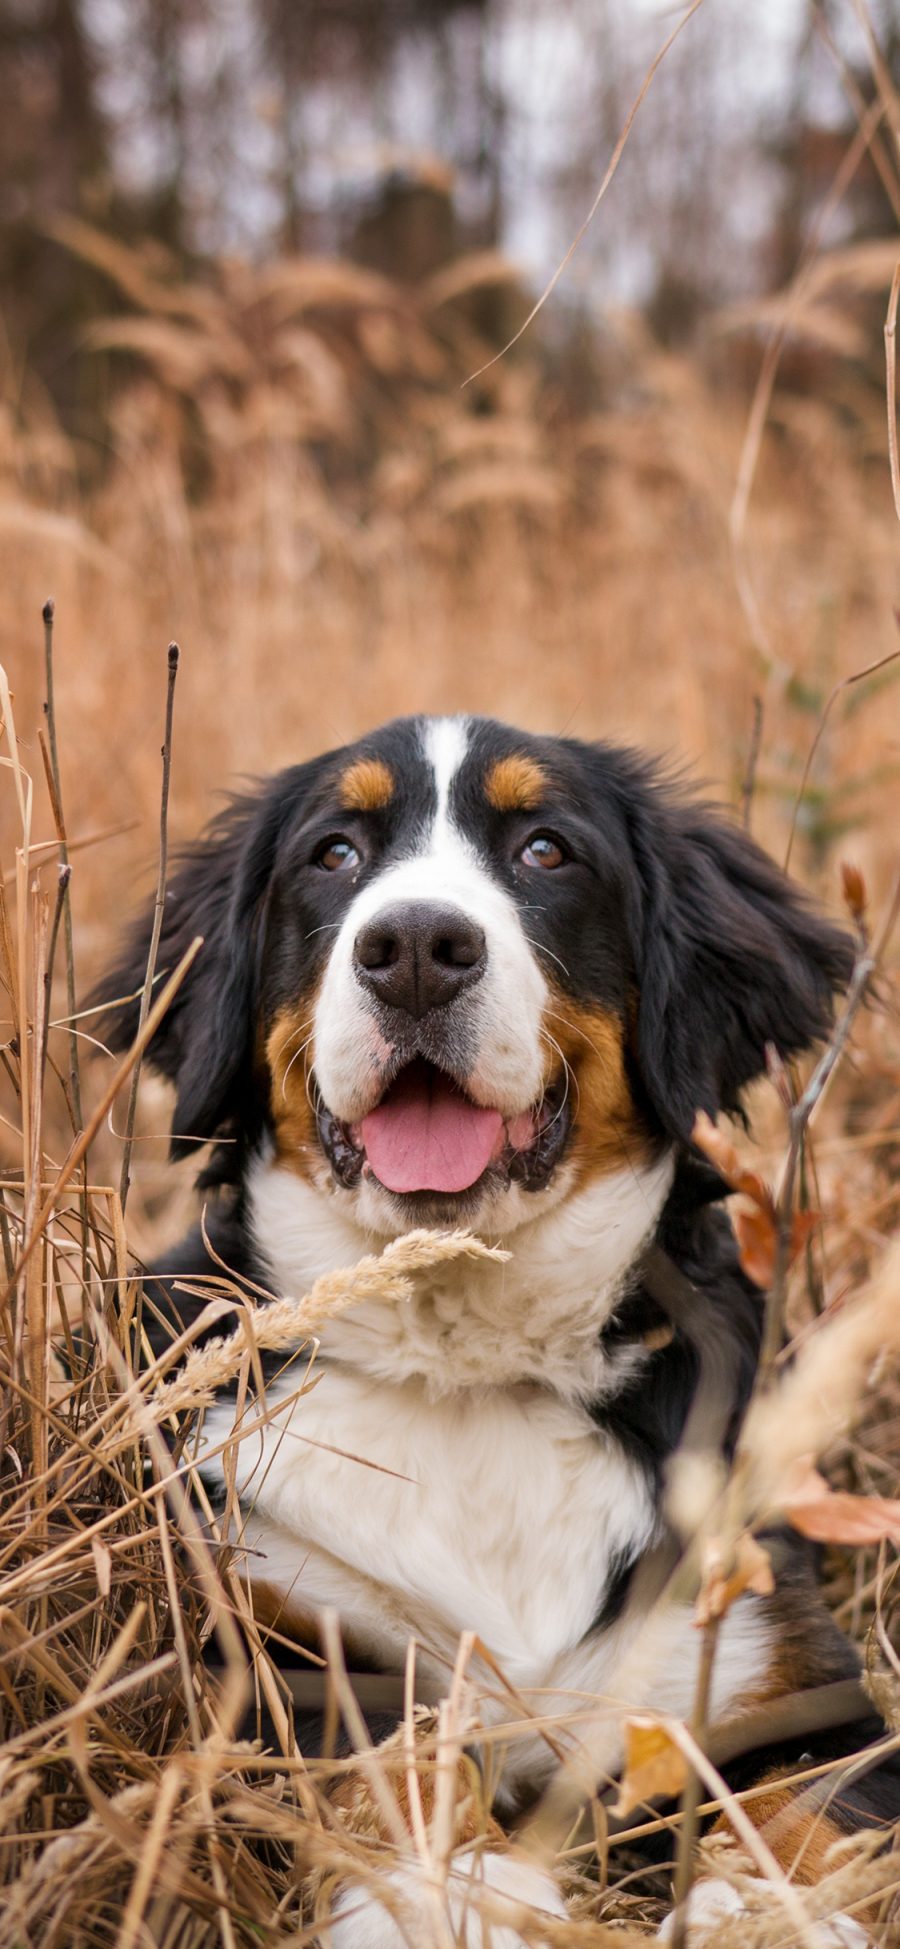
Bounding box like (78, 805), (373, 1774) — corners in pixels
(325, 1847), (568, 1947)
(656, 1876), (869, 1947)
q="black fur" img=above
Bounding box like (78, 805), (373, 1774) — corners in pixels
(595, 1160), (764, 1477)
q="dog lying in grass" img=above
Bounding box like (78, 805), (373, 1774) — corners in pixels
(97, 714), (899, 1945)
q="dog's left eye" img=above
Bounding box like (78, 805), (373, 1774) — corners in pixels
(520, 833), (567, 870)
(315, 838), (361, 872)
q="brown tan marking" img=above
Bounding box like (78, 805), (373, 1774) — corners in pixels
(265, 991), (323, 1178)
(714, 1595), (889, 1910)
(246, 1580), (394, 1680)
(338, 756), (394, 813)
(245, 1576), (323, 1651)
(541, 986), (654, 1182)
(330, 1715), (501, 1847)
(713, 1772), (852, 1884)
(485, 753), (548, 814)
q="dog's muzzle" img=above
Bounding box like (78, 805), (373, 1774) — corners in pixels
(313, 895), (570, 1202)
(353, 900), (487, 1018)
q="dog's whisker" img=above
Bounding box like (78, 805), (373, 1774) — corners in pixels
(542, 1004), (662, 1189)
(538, 1026), (579, 1125)
(521, 931), (572, 982)
(271, 1017), (315, 1067)
(303, 921), (343, 942)
(280, 1031), (316, 1099)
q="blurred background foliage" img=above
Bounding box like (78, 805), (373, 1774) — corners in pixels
(4, 1), (900, 403)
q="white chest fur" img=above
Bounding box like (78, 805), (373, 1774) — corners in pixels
(197, 1150), (675, 1683)
(201, 1362), (658, 1686)
(200, 1149), (773, 1786)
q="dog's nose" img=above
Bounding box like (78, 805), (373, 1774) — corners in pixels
(354, 902), (487, 1018)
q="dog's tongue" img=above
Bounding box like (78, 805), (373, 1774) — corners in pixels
(361, 1062), (503, 1194)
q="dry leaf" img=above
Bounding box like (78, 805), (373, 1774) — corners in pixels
(841, 861), (867, 924)
(692, 1112), (775, 1214)
(692, 1109), (742, 1186)
(780, 1459), (900, 1547)
(615, 1716), (687, 1815)
(789, 1209), (820, 1260)
(786, 1492), (900, 1547)
(734, 1205), (819, 1287)
(734, 1205), (778, 1288)
(695, 1532), (775, 1626)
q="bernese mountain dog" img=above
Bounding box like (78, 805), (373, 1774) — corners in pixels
(97, 714), (898, 1947)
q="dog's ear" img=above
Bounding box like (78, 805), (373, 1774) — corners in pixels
(92, 780), (292, 1160)
(623, 777), (855, 1142)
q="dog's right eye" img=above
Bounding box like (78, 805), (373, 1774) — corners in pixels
(315, 838), (361, 872)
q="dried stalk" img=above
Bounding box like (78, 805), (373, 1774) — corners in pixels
(150, 1229), (507, 1419)
(761, 874), (900, 1382)
(740, 695), (763, 833)
(667, 1616), (721, 1949)
(119, 642), (179, 1213)
(729, 95), (885, 663)
(41, 599), (83, 1137)
(784, 648), (900, 873)
(885, 258), (900, 524)
(464, 0), (705, 384)
(3, 934), (203, 1304)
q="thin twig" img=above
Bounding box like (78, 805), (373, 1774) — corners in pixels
(666, 1720), (831, 1949)
(814, 2), (900, 226)
(42, 600), (83, 1137)
(667, 1617), (721, 1949)
(730, 96), (885, 663)
(761, 872), (900, 1381)
(319, 1610), (412, 1851)
(1, 819), (140, 887)
(23, 889), (50, 1504)
(119, 643), (179, 1213)
(784, 646), (900, 872)
(740, 695), (763, 832)
(885, 258), (900, 524)
(39, 864), (71, 1105)
(2, 934), (203, 1305)
(462, 0), (705, 386)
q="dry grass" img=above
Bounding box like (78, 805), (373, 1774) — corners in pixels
(0, 192), (899, 1942)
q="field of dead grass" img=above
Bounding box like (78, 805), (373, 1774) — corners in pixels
(0, 218), (898, 1942)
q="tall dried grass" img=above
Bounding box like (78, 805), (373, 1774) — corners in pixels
(0, 195), (899, 1942)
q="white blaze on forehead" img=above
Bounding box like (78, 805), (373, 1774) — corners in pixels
(312, 715), (549, 1122)
(423, 713), (470, 844)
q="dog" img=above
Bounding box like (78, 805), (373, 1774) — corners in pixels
(97, 714), (898, 1945)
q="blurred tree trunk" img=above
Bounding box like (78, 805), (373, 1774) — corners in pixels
(0, 0), (113, 412)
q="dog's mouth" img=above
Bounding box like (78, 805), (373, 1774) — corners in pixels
(315, 1058), (571, 1197)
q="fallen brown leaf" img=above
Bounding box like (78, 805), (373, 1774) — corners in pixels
(734, 1205), (778, 1288)
(780, 1459), (900, 1547)
(692, 1111), (774, 1214)
(615, 1716), (688, 1816)
(786, 1491), (900, 1547)
(734, 1204), (820, 1288)
(840, 860), (867, 925)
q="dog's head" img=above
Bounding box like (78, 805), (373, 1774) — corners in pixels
(97, 715), (853, 1237)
